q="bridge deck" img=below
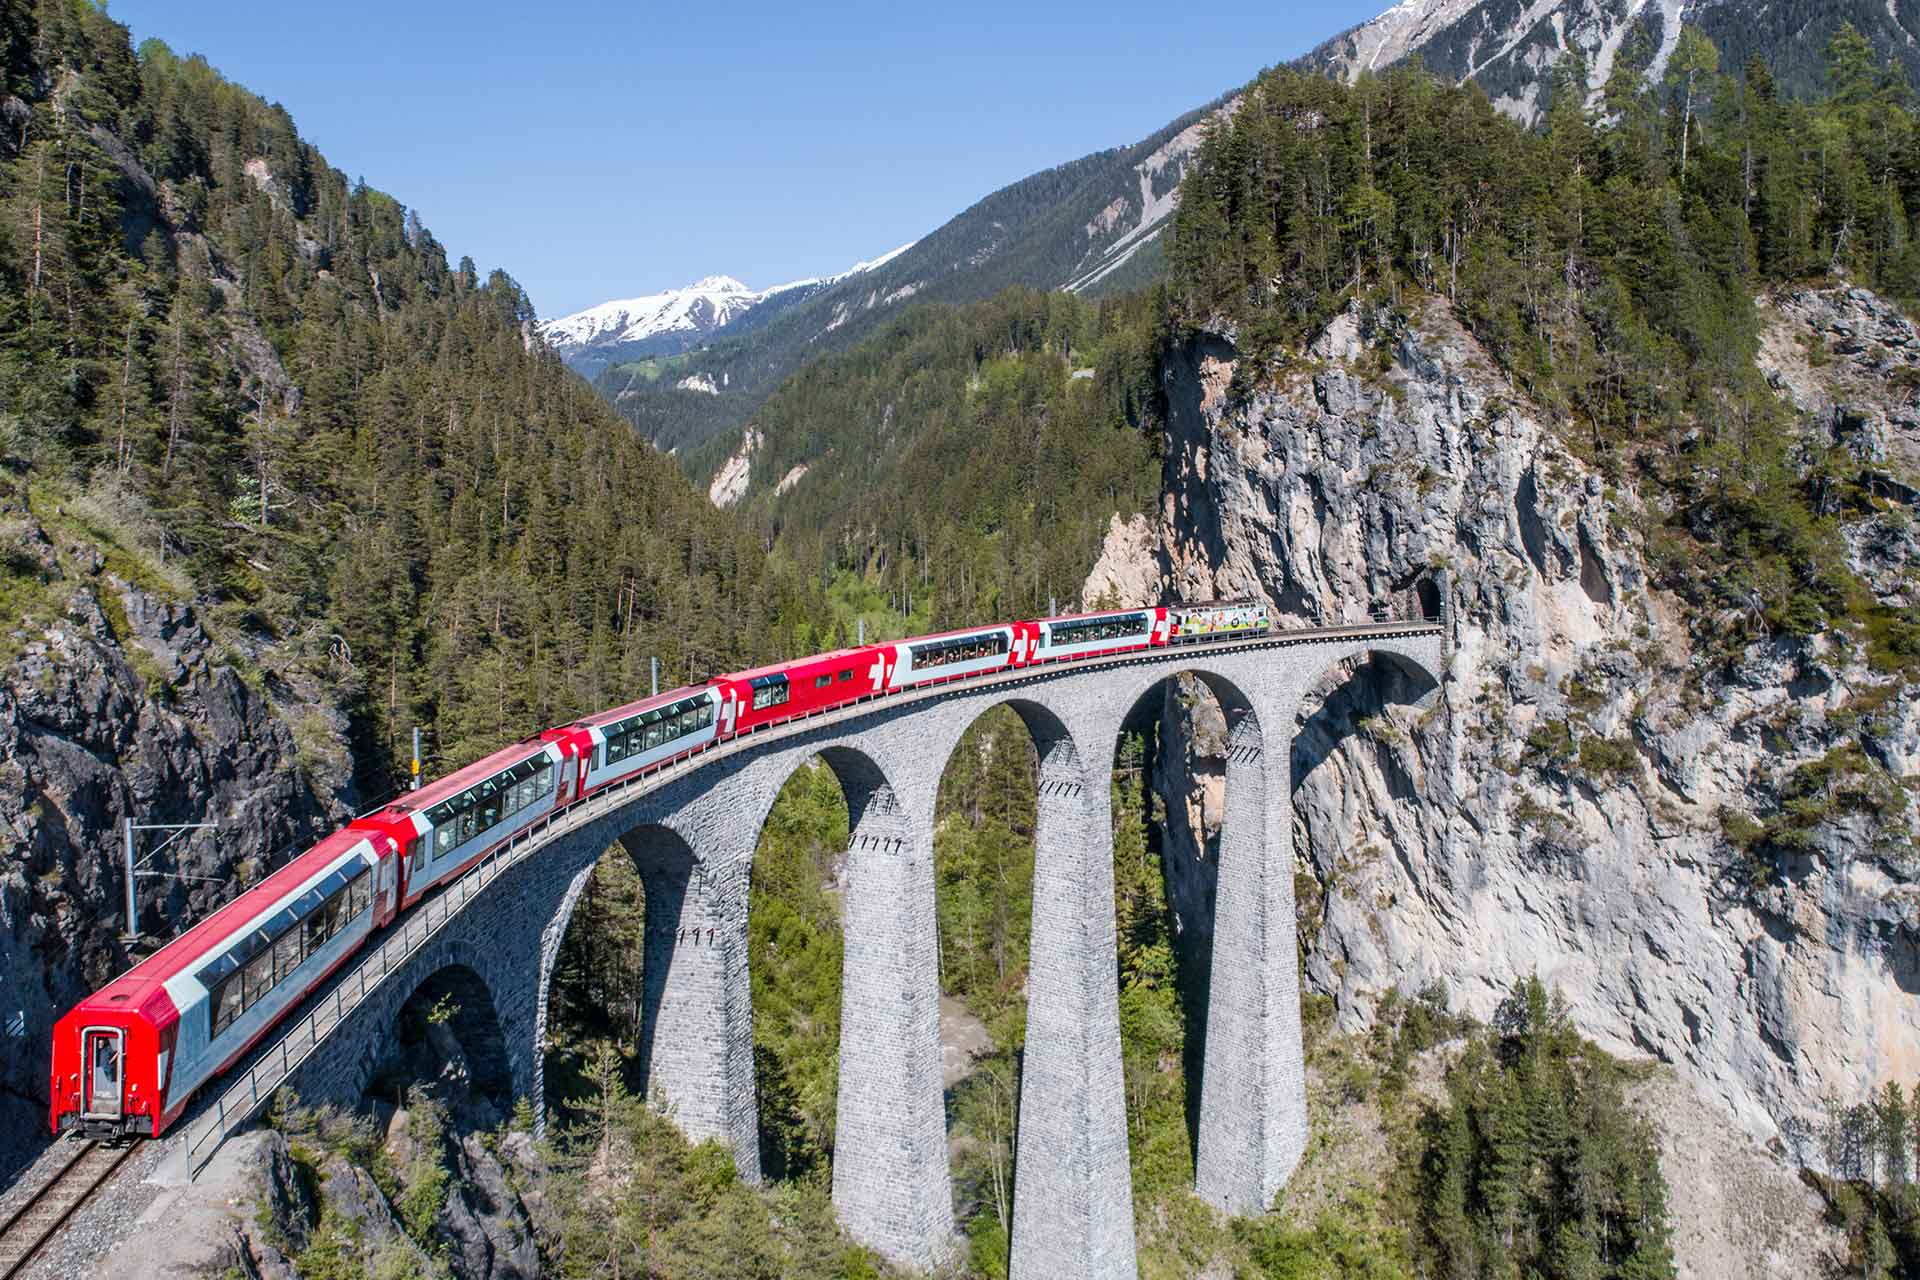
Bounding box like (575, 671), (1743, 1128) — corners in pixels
(175, 618), (1444, 1176)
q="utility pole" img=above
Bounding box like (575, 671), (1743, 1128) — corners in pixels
(121, 817), (218, 942)
(857, 618), (865, 645)
(650, 656), (658, 697)
(411, 726), (422, 791)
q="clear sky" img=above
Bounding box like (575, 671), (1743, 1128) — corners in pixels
(107, 1), (1374, 319)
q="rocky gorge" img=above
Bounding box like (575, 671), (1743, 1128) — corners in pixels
(0, 483), (356, 1184)
(1091, 281), (1920, 1166)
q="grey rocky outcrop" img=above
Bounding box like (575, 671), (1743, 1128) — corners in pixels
(1095, 285), (1920, 1152)
(0, 490), (354, 1182)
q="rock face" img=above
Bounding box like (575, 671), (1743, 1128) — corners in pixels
(1099, 286), (1920, 1162)
(0, 491), (355, 1182)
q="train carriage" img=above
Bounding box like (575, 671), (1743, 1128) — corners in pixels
(356, 734), (580, 913)
(883, 621), (1033, 689)
(576, 685), (723, 794)
(1034, 606), (1169, 660)
(50, 828), (394, 1140)
(1169, 599), (1270, 640)
(717, 647), (884, 735)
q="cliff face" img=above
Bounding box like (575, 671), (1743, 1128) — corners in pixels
(0, 490), (354, 1180)
(1096, 286), (1920, 1149)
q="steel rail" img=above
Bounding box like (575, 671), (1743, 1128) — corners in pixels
(0, 1140), (137, 1278)
(178, 618), (1441, 1175)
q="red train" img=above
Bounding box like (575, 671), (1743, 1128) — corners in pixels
(50, 600), (1270, 1140)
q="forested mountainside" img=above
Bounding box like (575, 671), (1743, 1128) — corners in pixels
(579, 101), (1224, 458)
(694, 289), (1167, 627)
(1306, 0), (1920, 123)
(0, 0), (812, 1180)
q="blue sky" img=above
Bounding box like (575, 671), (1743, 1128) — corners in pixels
(108, 1), (1374, 319)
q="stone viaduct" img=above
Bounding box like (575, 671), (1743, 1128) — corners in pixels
(173, 620), (1445, 1278)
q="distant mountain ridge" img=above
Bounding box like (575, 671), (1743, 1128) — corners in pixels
(554, 99), (1229, 460)
(1303, 0), (1920, 121)
(569, 0), (1920, 472)
(541, 245), (914, 379)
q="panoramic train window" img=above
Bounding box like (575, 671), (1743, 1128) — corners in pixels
(1047, 613), (1147, 647)
(602, 696), (714, 766)
(426, 754), (555, 855)
(910, 631), (1008, 666)
(244, 948), (274, 1010)
(750, 674), (789, 710)
(205, 864), (373, 1038)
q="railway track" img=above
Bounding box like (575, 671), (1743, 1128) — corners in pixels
(0, 1139), (137, 1279)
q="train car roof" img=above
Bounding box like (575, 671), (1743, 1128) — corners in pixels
(1040, 605), (1156, 624)
(73, 827), (377, 1008)
(572, 682), (714, 729)
(894, 620), (1017, 646)
(381, 733), (563, 815)
(717, 647), (875, 684)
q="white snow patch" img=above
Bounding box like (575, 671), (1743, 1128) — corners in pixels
(676, 373), (720, 395)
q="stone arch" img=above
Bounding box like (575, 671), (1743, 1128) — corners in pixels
(388, 962), (513, 1111)
(742, 737), (955, 1264)
(921, 698), (1051, 1241)
(750, 742), (903, 849)
(1290, 644), (1445, 1018)
(530, 810), (760, 1180)
(533, 824), (700, 1108)
(961, 692), (1137, 1278)
(1107, 664), (1275, 1211)
(1292, 647), (1442, 794)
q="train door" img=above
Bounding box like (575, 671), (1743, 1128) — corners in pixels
(378, 842), (403, 923)
(554, 749), (576, 807)
(82, 1027), (124, 1121)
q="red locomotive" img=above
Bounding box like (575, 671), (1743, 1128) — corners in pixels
(50, 601), (1269, 1140)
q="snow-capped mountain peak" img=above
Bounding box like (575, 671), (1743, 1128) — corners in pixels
(540, 245), (920, 377)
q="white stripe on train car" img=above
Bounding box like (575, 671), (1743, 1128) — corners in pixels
(582, 689), (722, 791)
(1037, 623), (1154, 660)
(160, 838), (380, 1111)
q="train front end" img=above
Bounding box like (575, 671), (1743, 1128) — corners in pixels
(49, 984), (174, 1140)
